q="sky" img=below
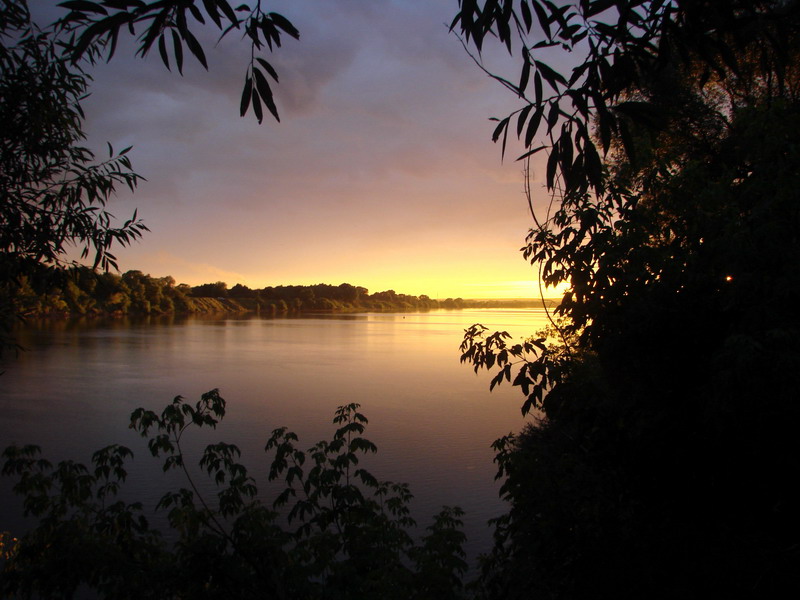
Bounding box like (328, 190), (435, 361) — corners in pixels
(35, 0), (560, 300)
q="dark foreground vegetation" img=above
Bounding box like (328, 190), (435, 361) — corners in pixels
(2, 393), (469, 599)
(3, 0), (800, 598)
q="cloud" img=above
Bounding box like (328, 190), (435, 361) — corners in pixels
(31, 0), (539, 297)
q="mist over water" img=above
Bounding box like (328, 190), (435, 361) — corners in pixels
(0, 309), (550, 566)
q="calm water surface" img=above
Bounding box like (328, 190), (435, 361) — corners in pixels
(0, 309), (550, 566)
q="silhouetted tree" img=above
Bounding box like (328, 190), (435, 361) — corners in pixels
(0, 0), (147, 349)
(457, 1), (800, 597)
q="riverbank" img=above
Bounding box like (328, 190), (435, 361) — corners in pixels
(5, 264), (559, 320)
(18, 295), (559, 320)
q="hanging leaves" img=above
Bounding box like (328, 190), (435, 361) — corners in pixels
(57, 0), (299, 123)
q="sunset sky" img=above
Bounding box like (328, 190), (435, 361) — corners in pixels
(37, 0), (560, 299)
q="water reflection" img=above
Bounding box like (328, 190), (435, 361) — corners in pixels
(0, 309), (550, 565)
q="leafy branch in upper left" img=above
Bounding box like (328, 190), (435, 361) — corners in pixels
(0, 0), (148, 352)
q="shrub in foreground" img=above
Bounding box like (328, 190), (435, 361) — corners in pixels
(1, 391), (467, 599)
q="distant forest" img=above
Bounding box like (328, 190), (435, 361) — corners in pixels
(9, 264), (556, 317)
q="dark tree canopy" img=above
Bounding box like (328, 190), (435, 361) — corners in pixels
(0, 0), (147, 272)
(1, 0), (149, 350)
(457, 1), (800, 597)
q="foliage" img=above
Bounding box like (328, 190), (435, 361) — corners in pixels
(0, 0), (149, 353)
(5, 262), (483, 317)
(0, 0), (147, 273)
(57, 0), (299, 123)
(453, 0), (800, 337)
(2, 391), (468, 599)
(455, 1), (800, 598)
(7, 264), (183, 316)
(1, 0), (303, 351)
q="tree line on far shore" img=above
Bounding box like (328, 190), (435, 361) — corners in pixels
(6, 263), (554, 318)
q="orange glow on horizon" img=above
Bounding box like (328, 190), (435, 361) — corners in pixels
(114, 248), (566, 302)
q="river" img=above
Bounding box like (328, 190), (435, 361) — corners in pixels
(0, 308), (550, 569)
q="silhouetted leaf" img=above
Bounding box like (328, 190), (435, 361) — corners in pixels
(251, 87), (263, 122)
(517, 103), (533, 136)
(188, 3), (204, 24)
(59, 1), (107, 14)
(256, 57), (278, 82)
(534, 70), (543, 106)
(519, 48), (531, 94)
(240, 75), (252, 117)
(253, 66), (279, 121)
(492, 116), (509, 143)
(546, 103), (560, 129)
(216, 0), (238, 25)
(172, 30), (183, 74)
(532, 0), (552, 39)
(585, 0), (617, 17)
(158, 33), (170, 70)
(546, 143), (558, 188)
(517, 144), (547, 161)
(535, 59), (567, 89)
(525, 106), (543, 147)
(181, 28), (208, 69)
(202, 0), (222, 28)
(269, 12), (299, 39)
(521, 0), (533, 31)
